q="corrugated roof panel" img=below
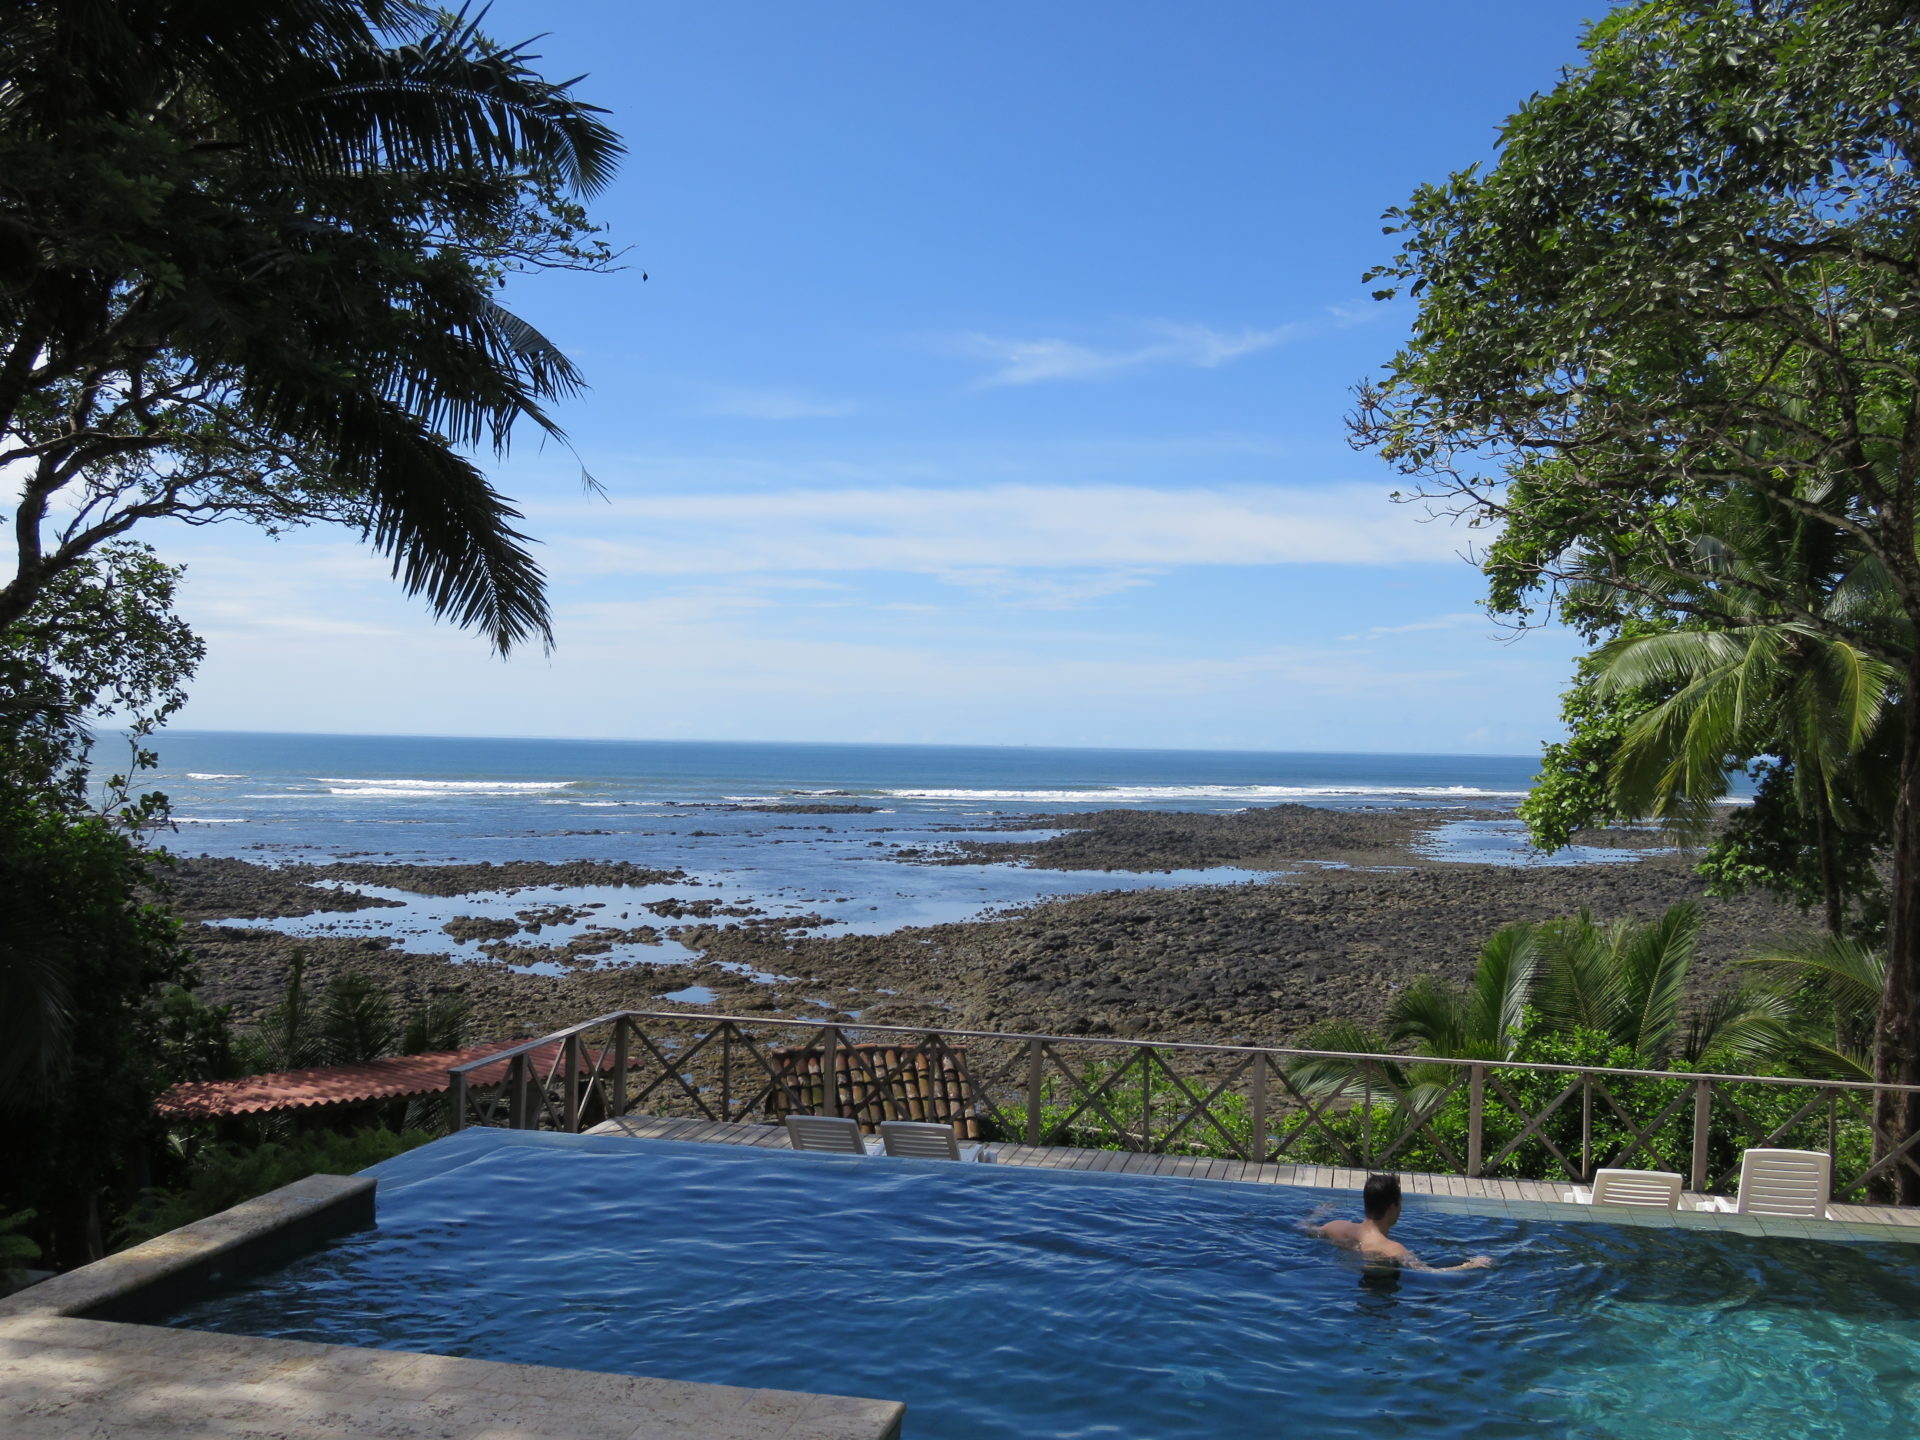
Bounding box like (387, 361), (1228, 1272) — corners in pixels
(154, 1041), (624, 1119)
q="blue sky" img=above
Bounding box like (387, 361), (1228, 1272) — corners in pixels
(163, 1), (1602, 753)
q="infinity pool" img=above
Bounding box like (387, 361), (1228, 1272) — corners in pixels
(160, 1132), (1920, 1439)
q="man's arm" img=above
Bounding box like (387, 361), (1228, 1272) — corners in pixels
(1297, 1202), (1337, 1237)
(1404, 1254), (1494, 1273)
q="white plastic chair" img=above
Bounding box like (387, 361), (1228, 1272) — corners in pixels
(784, 1114), (872, 1154)
(877, 1119), (987, 1162)
(1588, 1168), (1682, 1210)
(1732, 1148), (1832, 1218)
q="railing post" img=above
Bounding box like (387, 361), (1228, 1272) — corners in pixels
(719, 1023), (731, 1122)
(1026, 1038), (1044, 1145)
(612, 1018), (630, 1121)
(1249, 1052), (1268, 1166)
(509, 1055), (528, 1130)
(1140, 1045), (1152, 1152)
(1467, 1063), (1485, 1179)
(564, 1033), (582, 1133)
(1691, 1078), (1712, 1193)
(1363, 1066), (1374, 1167)
(1580, 1073), (1594, 1181)
(823, 1027), (841, 1117)
(448, 1068), (467, 1133)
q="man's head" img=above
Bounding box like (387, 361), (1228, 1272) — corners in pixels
(1363, 1173), (1402, 1226)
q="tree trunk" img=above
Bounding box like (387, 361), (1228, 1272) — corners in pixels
(1813, 795), (1844, 937)
(1874, 649), (1920, 1204)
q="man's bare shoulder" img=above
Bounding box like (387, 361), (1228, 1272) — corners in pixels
(1313, 1218), (1365, 1247)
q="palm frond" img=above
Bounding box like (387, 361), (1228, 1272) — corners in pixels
(1534, 910), (1624, 1038)
(1615, 902), (1701, 1061)
(1386, 977), (1473, 1058)
(1467, 921), (1541, 1057)
(1741, 934), (1886, 1016)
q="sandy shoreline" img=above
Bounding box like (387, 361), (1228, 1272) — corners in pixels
(166, 805), (1803, 1050)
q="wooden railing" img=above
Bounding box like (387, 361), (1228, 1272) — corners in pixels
(447, 1011), (1920, 1201)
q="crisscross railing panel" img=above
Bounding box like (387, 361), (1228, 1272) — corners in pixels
(1589, 1076), (1693, 1177)
(1480, 1069), (1584, 1178)
(443, 1012), (1920, 1208)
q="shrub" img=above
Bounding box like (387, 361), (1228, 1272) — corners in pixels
(115, 1128), (435, 1248)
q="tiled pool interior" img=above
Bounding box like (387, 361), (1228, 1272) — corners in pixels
(157, 1131), (1920, 1439)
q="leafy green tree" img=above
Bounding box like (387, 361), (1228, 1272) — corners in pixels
(1518, 656), (1660, 853)
(0, 0), (622, 651)
(1350, 0), (1920, 1197)
(1586, 498), (1901, 933)
(0, 787), (199, 1265)
(1695, 759), (1893, 938)
(0, 542), (202, 798)
(1518, 488), (1900, 935)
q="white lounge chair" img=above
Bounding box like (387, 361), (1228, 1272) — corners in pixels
(1587, 1168), (1682, 1210)
(784, 1114), (875, 1154)
(877, 1119), (988, 1162)
(1733, 1148), (1832, 1218)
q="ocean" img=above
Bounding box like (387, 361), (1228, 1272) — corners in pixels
(139, 733), (1642, 965)
(147, 732), (1541, 835)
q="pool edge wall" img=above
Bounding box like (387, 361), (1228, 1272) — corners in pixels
(0, 1172), (376, 1325)
(0, 1165), (906, 1440)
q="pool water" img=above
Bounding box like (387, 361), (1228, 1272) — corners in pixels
(160, 1132), (1920, 1439)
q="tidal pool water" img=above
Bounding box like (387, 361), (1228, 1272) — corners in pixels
(161, 1132), (1920, 1439)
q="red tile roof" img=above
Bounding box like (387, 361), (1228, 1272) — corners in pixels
(154, 1042), (623, 1119)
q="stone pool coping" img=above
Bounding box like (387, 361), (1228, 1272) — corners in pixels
(587, 1112), (1920, 1246)
(0, 1170), (903, 1440)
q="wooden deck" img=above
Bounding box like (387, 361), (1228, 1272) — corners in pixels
(587, 1113), (1920, 1236)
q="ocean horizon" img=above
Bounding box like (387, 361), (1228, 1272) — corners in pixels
(144, 730), (1544, 828)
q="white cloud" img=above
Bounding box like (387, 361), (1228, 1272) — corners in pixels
(929, 567), (1159, 609)
(959, 307), (1380, 386)
(148, 518), (1577, 751)
(964, 322), (1297, 385)
(1342, 612), (1489, 641)
(553, 483), (1468, 576)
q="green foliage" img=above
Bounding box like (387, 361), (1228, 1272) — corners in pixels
(1353, 2), (1917, 971)
(1736, 933), (1888, 1080)
(239, 952), (326, 1075)
(1697, 762), (1889, 937)
(0, 786), (201, 1266)
(0, 542), (203, 797)
(237, 955), (467, 1073)
(401, 995), (472, 1055)
(116, 1129), (434, 1249)
(318, 973), (398, 1066)
(1532, 905), (1707, 1065)
(0, 1209), (41, 1288)
(1518, 657), (1657, 852)
(1, 0), (626, 650)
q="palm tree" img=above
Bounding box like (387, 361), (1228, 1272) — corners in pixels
(1291, 905), (1749, 1101)
(1385, 922), (1541, 1061)
(1585, 501), (1903, 934)
(1531, 904), (1720, 1066)
(1735, 934), (1888, 1083)
(0, 1), (624, 650)
(1289, 922), (1542, 1120)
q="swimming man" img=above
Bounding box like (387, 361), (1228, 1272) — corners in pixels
(1302, 1173), (1493, 1271)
